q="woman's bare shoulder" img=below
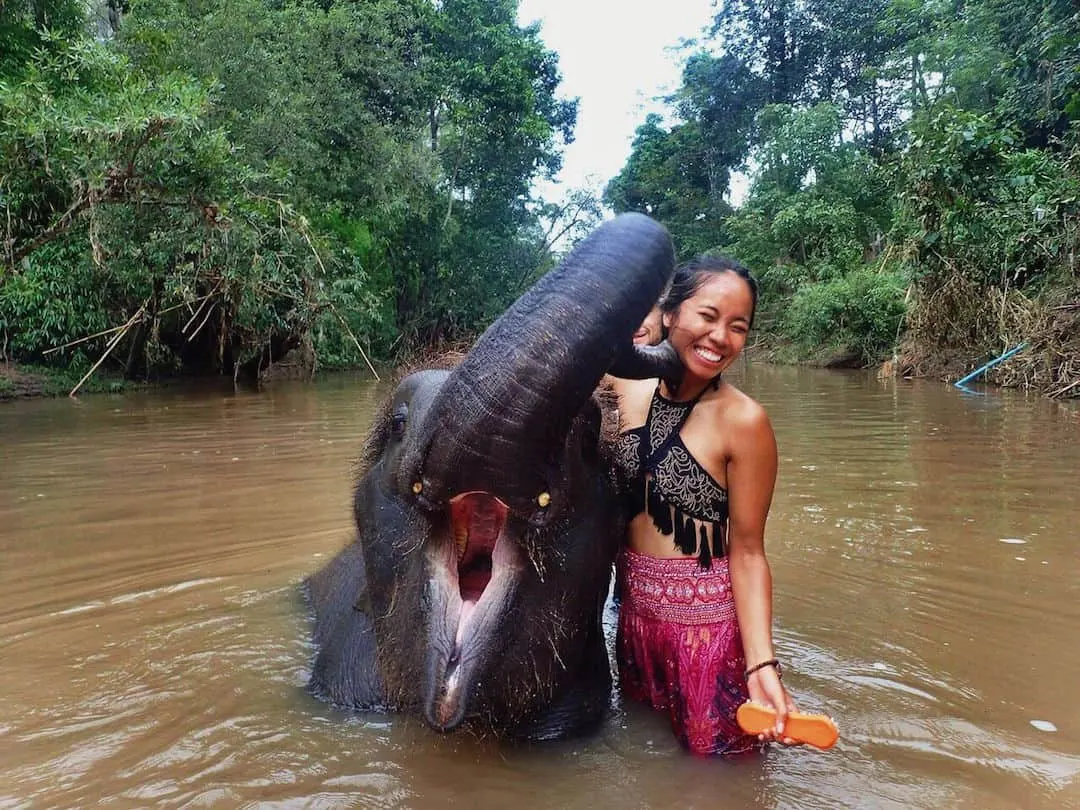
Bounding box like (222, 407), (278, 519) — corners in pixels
(709, 382), (773, 437)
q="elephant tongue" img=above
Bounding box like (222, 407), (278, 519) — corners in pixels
(432, 493), (523, 732)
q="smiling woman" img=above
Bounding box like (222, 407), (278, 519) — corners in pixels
(608, 255), (797, 756)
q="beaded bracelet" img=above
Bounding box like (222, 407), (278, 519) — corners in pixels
(744, 658), (782, 680)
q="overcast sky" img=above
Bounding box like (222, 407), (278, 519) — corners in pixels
(516, 0), (716, 203)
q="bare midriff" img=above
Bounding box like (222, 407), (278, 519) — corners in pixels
(626, 509), (720, 559)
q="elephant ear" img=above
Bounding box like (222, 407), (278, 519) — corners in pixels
(607, 340), (684, 392)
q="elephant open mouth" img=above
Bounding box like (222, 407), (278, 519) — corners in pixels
(451, 492), (506, 606)
(428, 492), (525, 730)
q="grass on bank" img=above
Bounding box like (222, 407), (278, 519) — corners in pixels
(0, 363), (135, 400)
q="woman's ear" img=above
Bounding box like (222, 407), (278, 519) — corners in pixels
(662, 311), (673, 330)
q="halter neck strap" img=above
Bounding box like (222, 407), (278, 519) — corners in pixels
(657, 373), (722, 405)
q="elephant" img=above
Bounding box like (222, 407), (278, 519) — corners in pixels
(304, 213), (679, 741)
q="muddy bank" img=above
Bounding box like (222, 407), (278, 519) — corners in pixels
(0, 364), (53, 400)
(0, 363), (141, 401)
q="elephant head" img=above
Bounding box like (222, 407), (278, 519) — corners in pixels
(305, 214), (676, 740)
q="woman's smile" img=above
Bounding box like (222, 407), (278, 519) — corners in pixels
(693, 344), (725, 365)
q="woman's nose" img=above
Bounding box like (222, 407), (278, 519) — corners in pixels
(708, 325), (729, 347)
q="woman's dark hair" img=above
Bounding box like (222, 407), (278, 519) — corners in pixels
(659, 255), (758, 328)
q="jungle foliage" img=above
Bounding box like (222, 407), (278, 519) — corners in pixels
(1, 0), (592, 383)
(606, 0), (1080, 392)
(5, 0), (1080, 397)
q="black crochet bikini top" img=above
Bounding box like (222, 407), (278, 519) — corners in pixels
(614, 382), (729, 567)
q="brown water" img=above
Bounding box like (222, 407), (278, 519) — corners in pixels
(2, 366), (1078, 809)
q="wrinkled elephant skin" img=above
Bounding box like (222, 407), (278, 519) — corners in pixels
(305, 214), (676, 741)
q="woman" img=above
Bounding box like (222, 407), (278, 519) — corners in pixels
(610, 255), (795, 756)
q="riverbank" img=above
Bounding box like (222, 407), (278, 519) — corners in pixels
(0, 363), (132, 401)
(6, 338), (1076, 403)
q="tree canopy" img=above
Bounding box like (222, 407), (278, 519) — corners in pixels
(4, 0), (1078, 397)
(605, 0), (1080, 394)
(1, 0), (588, 382)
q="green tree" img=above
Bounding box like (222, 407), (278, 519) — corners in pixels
(390, 0), (578, 345)
(604, 114), (732, 258)
(712, 0), (817, 105)
(119, 0), (435, 214)
(672, 53), (765, 198)
(0, 35), (343, 377)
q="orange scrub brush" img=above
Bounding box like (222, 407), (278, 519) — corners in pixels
(736, 702), (840, 750)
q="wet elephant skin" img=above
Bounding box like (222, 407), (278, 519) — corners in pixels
(305, 214), (677, 741)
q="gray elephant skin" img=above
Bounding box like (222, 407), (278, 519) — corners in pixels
(304, 213), (677, 742)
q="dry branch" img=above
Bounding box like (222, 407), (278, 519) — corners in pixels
(68, 299), (149, 398)
(330, 303), (380, 381)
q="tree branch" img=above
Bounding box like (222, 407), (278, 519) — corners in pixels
(8, 177), (214, 267)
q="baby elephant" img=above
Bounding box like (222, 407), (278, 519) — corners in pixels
(305, 214), (677, 741)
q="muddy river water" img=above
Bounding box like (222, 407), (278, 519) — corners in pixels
(2, 365), (1079, 809)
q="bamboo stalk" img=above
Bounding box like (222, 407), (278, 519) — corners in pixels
(185, 301), (217, 343)
(292, 212), (385, 382)
(68, 302), (148, 398)
(296, 221), (381, 380)
(46, 290), (218, 355)
(44, 321), (135, 355)
(330, 303), (380, 381)
(157, 294), (214, 318)
(181, 280), (224, 333)
(1050, 378), (1080, 398)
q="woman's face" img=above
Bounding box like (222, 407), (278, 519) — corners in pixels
(632, 306), (664, 346)
(662, 271), (753, 382)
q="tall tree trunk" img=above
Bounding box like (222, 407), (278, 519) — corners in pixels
(767, 0), (790, 103)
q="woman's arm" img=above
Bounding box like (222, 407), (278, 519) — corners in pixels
(725, 400), (797, 742)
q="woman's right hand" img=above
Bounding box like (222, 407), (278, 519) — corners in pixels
(746, 665), (800, 745)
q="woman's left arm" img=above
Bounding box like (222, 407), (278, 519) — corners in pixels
(725, 401), (797, 742)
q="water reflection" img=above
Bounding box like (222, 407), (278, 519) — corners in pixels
(1, 367), (1078, 808)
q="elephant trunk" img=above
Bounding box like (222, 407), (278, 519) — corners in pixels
(399, 213), (675, 521)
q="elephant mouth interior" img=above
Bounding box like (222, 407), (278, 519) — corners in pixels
(450, 492), (506, 606)
(427, 490), (524, 730)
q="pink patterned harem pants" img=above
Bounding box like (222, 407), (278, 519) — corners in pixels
(616, 548), (756, 756)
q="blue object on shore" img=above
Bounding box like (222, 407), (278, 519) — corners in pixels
(954, 342), (1029, 390)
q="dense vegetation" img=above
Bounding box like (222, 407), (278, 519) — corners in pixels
(3, 0), (1078, 398)
(1, 0), (595, 386)
(607, 0), (1080, 396)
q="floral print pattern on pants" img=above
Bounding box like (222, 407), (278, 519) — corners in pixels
(616, 548), (757, 756)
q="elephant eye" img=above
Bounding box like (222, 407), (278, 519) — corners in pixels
(390, 404), (408, 438)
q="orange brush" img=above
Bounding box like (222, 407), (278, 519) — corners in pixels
(736, 702), (840, 750)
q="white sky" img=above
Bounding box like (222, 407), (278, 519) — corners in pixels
(517, 0), (716, 204)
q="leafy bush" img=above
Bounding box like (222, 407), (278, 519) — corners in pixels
(0, 242), (109, 366)
(895, 106), (1080, 291)
(769, 194), (864, 273)
(782, 264), (909, 364)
